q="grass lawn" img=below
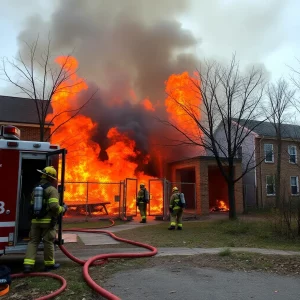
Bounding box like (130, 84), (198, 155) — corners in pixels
(114, 218), (300, 251)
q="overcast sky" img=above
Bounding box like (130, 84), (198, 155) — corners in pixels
(1, 0), (300, 95)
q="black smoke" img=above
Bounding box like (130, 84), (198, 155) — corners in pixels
(16, 0), (201, 177)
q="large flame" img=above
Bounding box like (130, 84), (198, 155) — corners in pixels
(47, 56), (163, 217)
(165, 72), (201, 142)
(48, 57), (201, 218)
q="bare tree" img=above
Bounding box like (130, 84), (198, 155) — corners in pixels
(162, 56), (267, 219)
(263, 79), (295, 208)
(1, 36), (95, 141)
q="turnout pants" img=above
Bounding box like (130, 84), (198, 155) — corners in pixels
(138, 202), (147, 221)
(23, 223), (56, 267)
(170, 208), (183, 228)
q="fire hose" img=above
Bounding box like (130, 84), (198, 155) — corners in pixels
(9, 219), (158, 300)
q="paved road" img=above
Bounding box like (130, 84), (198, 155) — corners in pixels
(105, 266), (300, 300)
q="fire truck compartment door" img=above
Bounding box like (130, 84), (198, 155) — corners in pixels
(0, 149), (19, 222)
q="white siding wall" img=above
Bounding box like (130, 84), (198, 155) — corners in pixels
(213, 124), (257, 207)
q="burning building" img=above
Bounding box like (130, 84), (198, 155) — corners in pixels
(13, 0), (245, 219)
(45, 57), (244, 219)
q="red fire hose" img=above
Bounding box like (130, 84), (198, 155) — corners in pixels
(11, 272), (67, 300)
(10, 219), (158, 300)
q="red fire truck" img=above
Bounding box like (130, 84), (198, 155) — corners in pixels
(0, 125), (66, 256)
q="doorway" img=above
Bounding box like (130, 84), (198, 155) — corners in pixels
(17, 154), (47, 244)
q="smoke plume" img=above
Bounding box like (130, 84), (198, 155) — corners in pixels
(13, 0), (288, 176)
(15, 0), (201, 177)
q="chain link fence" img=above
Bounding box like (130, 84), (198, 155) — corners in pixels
(64, 181), (124, 221)
(62, 178), (197, 221)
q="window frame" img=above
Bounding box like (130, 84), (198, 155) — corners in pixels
(290, 176), (299, 196)
(266, 175), (276, 196)
(288, 145), (297, 164)
(264, 143), (274, 163)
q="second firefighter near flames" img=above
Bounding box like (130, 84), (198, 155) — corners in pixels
(136, 183), (149, 223)
(168, 186), (186, 230)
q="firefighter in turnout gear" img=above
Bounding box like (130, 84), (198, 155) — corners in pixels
(136, 183), (149, 223)
(23, 166), (68, 273)
(168, 187), (183, 230)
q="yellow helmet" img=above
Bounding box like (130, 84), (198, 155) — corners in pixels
(140, 182), (145, 188)
(172, 187), (179, 192)
(37, 166), (57, 180)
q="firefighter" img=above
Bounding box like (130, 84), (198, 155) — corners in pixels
(23, 166), (67, 273)
(136, 183), (149, 223)
(168, 186), (183, 230)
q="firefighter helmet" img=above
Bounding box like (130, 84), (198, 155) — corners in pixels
(140, 182), (145, 188)
(172, 186), (179, 192)
(37, 166), (57, 180)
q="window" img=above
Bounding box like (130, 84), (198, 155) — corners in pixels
(264, 144), (274, 163)
(288, 145), (297, 164)
(266, 175), (275, 196)
(290, 176), (299, 195)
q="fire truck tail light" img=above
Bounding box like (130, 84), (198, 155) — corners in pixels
(1, 125), (21, 140)
(7, 141), (18, 147)
(50, 145), (58, 149)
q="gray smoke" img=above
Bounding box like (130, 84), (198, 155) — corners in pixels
(15, 0), (200, 177)
(13, 0), (288, 176)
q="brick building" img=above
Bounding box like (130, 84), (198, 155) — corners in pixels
(214, 119), (300, 208)
(0, 95), (52, 141)
(255, 131), (300, 208)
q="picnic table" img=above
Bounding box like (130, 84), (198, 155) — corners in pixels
(66, 201), (111, 216)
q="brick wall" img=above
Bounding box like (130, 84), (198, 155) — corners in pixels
(199, 158), (243, 215)
(256, 137), (300, 207)
(168, 158), (201, 214)
(15, 125), (51, 142)
(168, 156), (244, 216)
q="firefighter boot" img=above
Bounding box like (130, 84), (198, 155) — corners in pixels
(168, 226), (175, 230)
(44, 263), (60, 272)
(140, 219), (146, 223)
(23, 266), (33, 273)
(177, 226), (182, 230)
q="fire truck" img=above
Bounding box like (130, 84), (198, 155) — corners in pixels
(0, 125), (66, 256)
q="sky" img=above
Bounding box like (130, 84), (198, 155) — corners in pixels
(1, 0), (300, 95)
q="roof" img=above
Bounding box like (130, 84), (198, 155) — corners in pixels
(0, 95), (53, 125)
(232, 118), (300, 140)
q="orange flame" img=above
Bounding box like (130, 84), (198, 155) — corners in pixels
(165, 72), (201, 141)
(211, 200), (229, 212)
(143, 98), (155, 111)
(48, 56), (163, 217)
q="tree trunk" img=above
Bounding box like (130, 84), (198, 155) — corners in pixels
(40, 122), (45, 142)
(275, 137), (282, 208)
(227, 164), (236, 220)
